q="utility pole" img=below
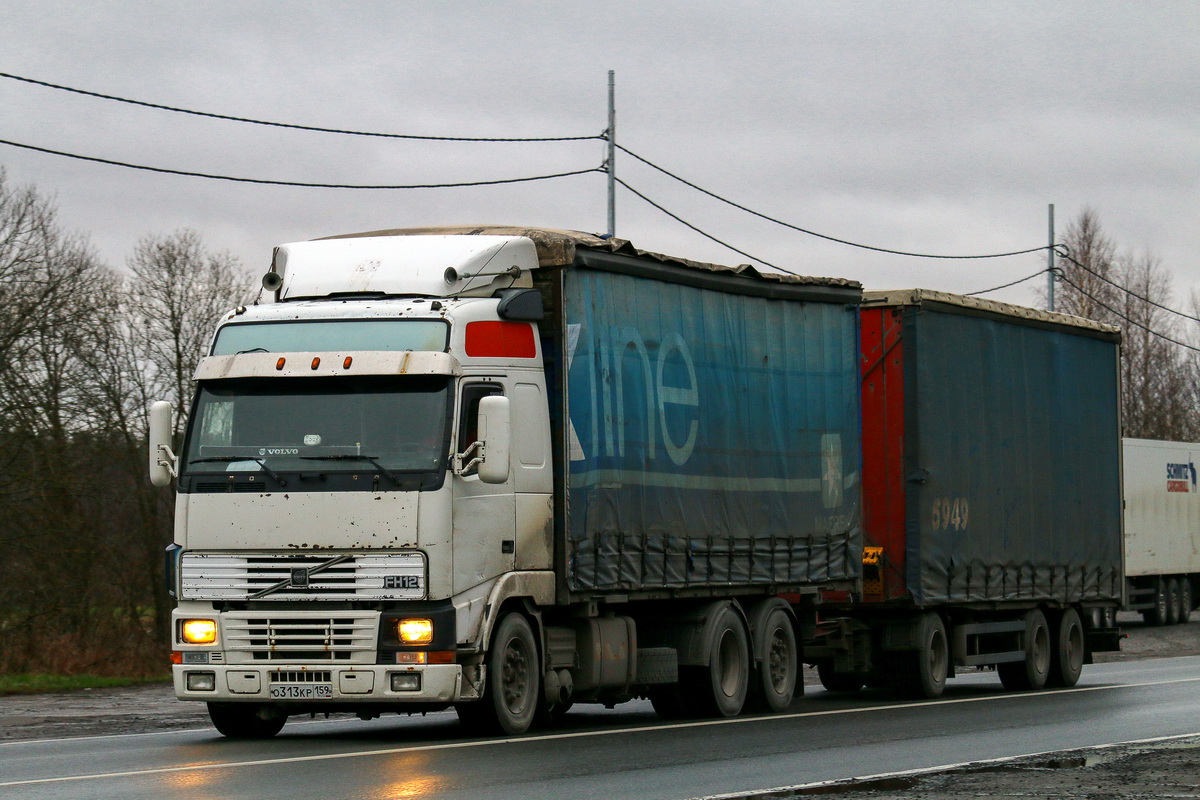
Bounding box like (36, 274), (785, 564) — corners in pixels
(607, 70), (616, 238)
(1047, 204), (1056, 312)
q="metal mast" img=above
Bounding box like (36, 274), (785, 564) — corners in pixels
(606, 70), (616, 238)
(1047, 204), (1056, 312)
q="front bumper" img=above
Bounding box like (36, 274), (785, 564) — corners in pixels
(173, 663), (464, 704)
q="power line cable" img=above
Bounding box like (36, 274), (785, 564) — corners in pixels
(613, 177), (789, 274)
(617, 143), (1053, 260)
(0, 71), (601, 143)
(964, 267), (1050, 297)
(1057, 272), (1200, 354)
(0, 138), (603, 189)
(1055, 247), (1200, 326)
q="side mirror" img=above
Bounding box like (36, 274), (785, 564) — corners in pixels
(477, 395), (511, 484)
(148, 401), (178, 487)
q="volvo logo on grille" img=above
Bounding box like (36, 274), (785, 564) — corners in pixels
(290, 567), (310, 587)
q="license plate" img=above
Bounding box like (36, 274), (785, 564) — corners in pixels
(269, 684), (333, 699)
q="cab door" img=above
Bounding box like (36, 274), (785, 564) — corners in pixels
(451, 378), (515, 594)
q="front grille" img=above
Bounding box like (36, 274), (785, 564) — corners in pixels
(180, 552), (425, 600)
(223, 613), (377, 664)
(271, 670), (332, 683)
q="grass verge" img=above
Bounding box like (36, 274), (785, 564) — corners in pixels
(0, 674), (171, 695)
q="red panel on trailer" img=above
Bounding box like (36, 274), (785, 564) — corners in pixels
(860, 306), (909, 601)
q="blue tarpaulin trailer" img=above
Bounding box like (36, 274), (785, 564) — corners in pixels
(859, 289), (1124, 609)
(532, 241), (865, 599)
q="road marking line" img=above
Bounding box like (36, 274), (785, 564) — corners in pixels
(3, 675), (1199, 788)
(691, 731), (1200, 800)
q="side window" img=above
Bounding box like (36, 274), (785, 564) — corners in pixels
(457, 383), (504, 453)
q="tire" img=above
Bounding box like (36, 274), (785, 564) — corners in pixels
(207, 703), (287, 739)
(893, 612), (949, 699)
(749, 607), (798, 712)
(817, 660), (865, 693)
(1047, 608), (1085, 688)
(1166, 578), (1182, 626)
(1142, 580), (1169, 627)
(1180, 579), (1193, 624)
(998, 609), (1051, 691)
(456, 612), (540, 735)
(680, 605), (751, 718)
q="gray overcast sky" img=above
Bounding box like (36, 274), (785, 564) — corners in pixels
(1, 2), (1196, 309)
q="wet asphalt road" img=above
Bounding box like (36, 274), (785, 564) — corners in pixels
(3, 656), (1200, 800)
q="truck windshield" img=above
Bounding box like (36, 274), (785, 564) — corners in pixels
(182, 375), (450, 477)
(211, 319), (449, 355)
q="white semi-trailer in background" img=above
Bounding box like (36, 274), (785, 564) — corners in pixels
(1122, 438), (1200, 625)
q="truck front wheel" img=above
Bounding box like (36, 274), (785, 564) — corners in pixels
(457, 612), (540, 735)
(207, 703), (286, 739)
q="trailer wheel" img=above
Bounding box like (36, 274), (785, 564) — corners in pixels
(1047, 608), (1084, 688)
(817, 661), (865, 693)
(1166, 578), (1182, 626)
(456, 612), (540, 735)
(1180, 579), (1193, 624)
(894, 612), (948, 699)
(750, 607), (798, 712)
(1141, 580), (1169, 627)
(681, 605), (750, 717)
(207, 703), (286, 739)
(999, 609), (1051, 691)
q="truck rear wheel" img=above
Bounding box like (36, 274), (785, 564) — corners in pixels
(998, 609), (1051, 691)
(681, 605), (750, 717)
(1180, 579), (1193, 624)
(457, 612), (540, 735)
(749, 607), (798, 712)
(1047, 608), (1084, 688)
(207, 703), (286, 739)
(893, 612), (948, 699)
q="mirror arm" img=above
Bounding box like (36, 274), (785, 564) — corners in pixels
(156, 444), (179, 479)
(453, 440), (484, 475)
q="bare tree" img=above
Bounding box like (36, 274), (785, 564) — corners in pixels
(0, 173), (256, 675)
(1054, 209), (1200, 441)
(1054, 207), (1121, 327)
(126, 229), (255, 438)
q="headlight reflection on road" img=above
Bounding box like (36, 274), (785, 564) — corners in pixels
(367, 752), (446, 799)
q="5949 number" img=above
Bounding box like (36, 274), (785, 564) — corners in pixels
(930, 496), (969, 531)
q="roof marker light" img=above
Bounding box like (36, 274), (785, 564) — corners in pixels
(311, 357), (321, 370)
(276, 357), (286, 370)
(343, 356), (353, 369)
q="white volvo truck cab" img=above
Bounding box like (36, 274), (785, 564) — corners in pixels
(151, 234), (556, 737)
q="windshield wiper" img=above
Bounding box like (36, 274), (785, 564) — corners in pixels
(189, 456), (288, 487)
(299, 455), (404, 488)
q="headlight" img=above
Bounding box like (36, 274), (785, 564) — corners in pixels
(396, 618), (433, 645)
(180, 619), (218, 645)
(391, 672), (422, 692)
(186, 672), (216, 691)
